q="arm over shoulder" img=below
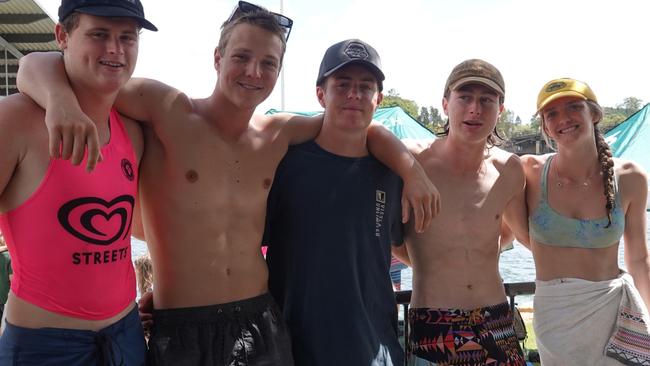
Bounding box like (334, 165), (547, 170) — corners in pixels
(115, 78), (190, 127)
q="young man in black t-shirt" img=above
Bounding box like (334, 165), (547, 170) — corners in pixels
(265, 39), (404, 366)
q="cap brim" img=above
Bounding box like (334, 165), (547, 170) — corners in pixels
(76, 6), (158, 31)
(321, 59), (385, 84)
(450, 76), (504, 96)
(537, 91), (587, 112)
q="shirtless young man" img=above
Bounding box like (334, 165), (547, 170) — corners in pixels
(0, 0), (156, 364)
(17, 2), (439, 364)
(393, 59), (528, 366)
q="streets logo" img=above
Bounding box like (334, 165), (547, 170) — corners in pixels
(58, 195), (134, 245)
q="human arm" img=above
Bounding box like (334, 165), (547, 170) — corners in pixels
(621, 164), (650, 309)
(502, 155), (530, 249)
(391, 244), (412, 267)
(367, 124), (440, 233)
(17, 53), (173, 171)
(16, 52), (103, 170)
(137, 290), (154, 333)
(499, 220), (515, 252)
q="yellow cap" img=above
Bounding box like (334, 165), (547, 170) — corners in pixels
(536, 78), (598, 112)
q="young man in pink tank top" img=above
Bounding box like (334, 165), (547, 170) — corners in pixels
(15, 2), (441, 365)
(0, 0), (156, 364)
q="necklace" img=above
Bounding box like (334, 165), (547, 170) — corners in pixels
(553, 158), (599, 189)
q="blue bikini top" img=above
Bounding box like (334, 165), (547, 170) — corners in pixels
(528, 155), (625, 248)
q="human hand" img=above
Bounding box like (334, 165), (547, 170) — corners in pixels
(45, 102), (102, 172)
(401, 163), (441, 233)
(138, 291), (154, 333)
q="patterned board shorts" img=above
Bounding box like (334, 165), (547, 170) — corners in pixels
(408, 301), (526, 366)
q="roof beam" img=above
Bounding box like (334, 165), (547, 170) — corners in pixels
(0, 36), (24, 59)
(0, 14), (49, 24)
(1, 33), (55, 43)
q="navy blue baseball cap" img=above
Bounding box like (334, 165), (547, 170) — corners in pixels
(58, 0), (158, 31)
(316, 39), (384, 91)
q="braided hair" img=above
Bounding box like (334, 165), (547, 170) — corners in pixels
(589, 100), (615, 227)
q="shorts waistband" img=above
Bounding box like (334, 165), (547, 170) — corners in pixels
(153, 292), (275, 324)
(409, 300), (510, 317)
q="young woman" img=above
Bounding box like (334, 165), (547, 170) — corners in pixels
(520, 78), (650, 365)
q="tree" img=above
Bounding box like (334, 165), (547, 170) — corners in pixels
(379, 89), (419, 119)
(617, 97), (644, 117)
(429, 107), (444, 133)
(418, 106), (431, 127)
(497, 109), (515, 139)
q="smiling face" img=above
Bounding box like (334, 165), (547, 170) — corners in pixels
(214, 23), (283, 111)
(541, 96), (599, 146)
(57, 14), (139, 95)
(317, 64), (383, 132)
(443, 83), (503, 144)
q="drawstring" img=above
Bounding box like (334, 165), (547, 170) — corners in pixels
(234, 306), (250, 365)
(95, 332), (125, 366)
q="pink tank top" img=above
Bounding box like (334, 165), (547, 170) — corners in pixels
(0, 109), (138, 320)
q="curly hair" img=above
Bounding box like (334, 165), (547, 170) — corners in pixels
(134, 254), (153, 296)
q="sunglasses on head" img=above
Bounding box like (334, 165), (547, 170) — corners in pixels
(227, 1), (293, 41)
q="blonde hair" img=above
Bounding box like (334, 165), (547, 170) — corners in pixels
(134, 254), (153, 296)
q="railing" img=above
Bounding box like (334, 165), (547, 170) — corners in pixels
(395, 281), (536, 366)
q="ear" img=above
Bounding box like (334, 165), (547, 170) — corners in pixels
(316, 86), (326, 108)
(442, 97), (449, 116)
(55, 23), (69, 50)
(214, 47), (222, 73)
(499, 103), (505, 115)
(375, 92), (384, 106)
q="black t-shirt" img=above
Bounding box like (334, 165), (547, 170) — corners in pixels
(265, 141), (404, 366)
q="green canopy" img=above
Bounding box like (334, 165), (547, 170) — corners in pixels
(265, 106), (435, 140)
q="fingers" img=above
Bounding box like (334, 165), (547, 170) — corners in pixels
(401, 196), (410, 224)
(411, 198), (425, 233)
(70, 130), (86, 166)
(422, 195), (433, 230)
(48, 126), (62, 159)
(85, 128), (101, 172)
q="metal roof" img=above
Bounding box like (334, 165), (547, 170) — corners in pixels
(0, 0), (58, 96)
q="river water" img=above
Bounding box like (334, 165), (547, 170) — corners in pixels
(131, 218), (650, 307)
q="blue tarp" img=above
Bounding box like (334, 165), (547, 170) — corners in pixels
(605, 104), (650, 210)
(606, 104), (650, 162)
(265, 106), (435, 140)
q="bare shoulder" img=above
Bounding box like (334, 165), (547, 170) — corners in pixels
(120, 77), (194, 121)
(615, 158), (648, 193)
(404, 138), (435, 156)
(0, 93), (45, 134)
(520, 153), (551, 174)
(262, 112), (322, 128)
(489, 147), (522, 171)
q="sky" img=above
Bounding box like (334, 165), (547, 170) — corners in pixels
(37, 0), (650, 122)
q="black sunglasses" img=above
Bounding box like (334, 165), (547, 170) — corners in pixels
(227, 1), (293, 41)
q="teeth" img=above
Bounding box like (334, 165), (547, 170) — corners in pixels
(100, 61), (123, 67)
(238, 82), (261, 90)
(559, 126), (578, 134)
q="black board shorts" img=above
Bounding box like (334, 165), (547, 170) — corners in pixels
(148, 292), (293, 366)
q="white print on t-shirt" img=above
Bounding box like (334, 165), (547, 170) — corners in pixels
(375, 190), (386, 237)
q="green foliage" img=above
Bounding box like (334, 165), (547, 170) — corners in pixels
(380, 89), (419, 120)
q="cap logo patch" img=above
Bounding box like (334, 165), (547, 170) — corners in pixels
(546, 81), (566, 93)
(344, 42), (369, 60)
